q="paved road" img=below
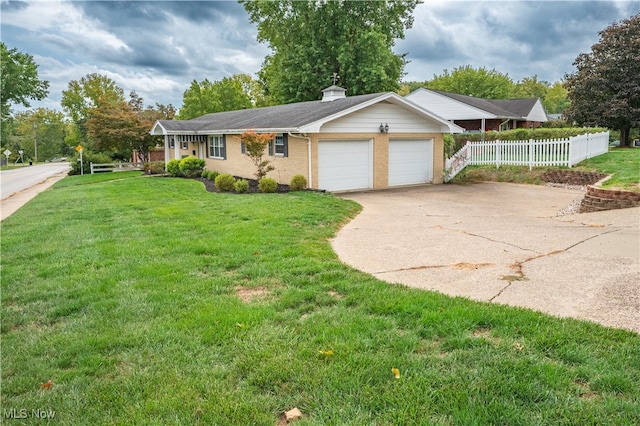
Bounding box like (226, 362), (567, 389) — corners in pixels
(0, 163), (70, 221)
(1, 163), (70, 200)
(332, 184), (640, 333)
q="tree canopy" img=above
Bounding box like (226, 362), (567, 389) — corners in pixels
(241, 0), (420, 104)
(86, 91), (172, 162)
(564, 13), (640, 146)
(403, 65), (569, 114)
(0, 43), (49, 120)
(61, 73), (126, 124)
(425, 65), (514, 99)
(177, 74), (261, 120)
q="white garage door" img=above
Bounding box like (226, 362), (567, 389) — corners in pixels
(318, 140), (372, 191)
(388, 139), (433, 186)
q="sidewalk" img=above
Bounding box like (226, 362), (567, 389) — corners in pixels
(1, 170), (69, 221)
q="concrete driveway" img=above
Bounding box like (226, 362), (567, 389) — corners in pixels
(332, 183), (640, 333)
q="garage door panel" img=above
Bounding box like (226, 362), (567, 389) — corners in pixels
(318, 140), (372, 191)
(389, 139), (433, 186)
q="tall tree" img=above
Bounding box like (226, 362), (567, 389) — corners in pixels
(564, 13), (640, 147)
(426, 65), (515, 99)
(241, 0), (419, 104)
(0, 43), (50, 120)
(12, 108), (69, 162)
(513, 75), (549, 99)
(61, 73), (125, 123)
(60, 73), (126, 149)
(543, 82), (570, 114)
(86, 92), (170, 162)
(177, 74), (257, 119)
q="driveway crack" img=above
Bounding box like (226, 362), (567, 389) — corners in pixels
(490, 228), (620, 302)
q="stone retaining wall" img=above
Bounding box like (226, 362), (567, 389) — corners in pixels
(579, 186), (640, 213)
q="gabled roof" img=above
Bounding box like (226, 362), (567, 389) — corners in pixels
(406, 88), (547, 122)
(151, 92), (463, 135)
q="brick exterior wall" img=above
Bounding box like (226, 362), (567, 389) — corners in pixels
(198, 132), (445, 190)
(579, 186), (640, 213)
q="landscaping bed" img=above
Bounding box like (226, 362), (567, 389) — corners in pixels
(195, 176), (292, 194)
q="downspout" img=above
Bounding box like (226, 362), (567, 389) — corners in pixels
(499, 118), (509, 132)
(481, 118), (486, 141)
(288, 132), (312, 188)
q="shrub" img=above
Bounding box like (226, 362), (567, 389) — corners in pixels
(69, 151), (112, 175)
(166, 159), (182, 176)
(234, 179), (249, 193)
(201, 169), (209, 178)
(215, 173), (236, 192)
(290, 174), (307, 191)
(258, 177), (278, 193)
(144, 161), (166, 175)
(179, 157), (206, 178)
(207, 170), (220, 181)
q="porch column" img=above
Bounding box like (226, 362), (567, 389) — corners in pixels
(164, 135), (170, 167)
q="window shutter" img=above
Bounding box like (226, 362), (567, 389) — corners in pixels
(222, 135), (227, 160)
(283, 133), (289, 157)
(268, 141), (273, 156)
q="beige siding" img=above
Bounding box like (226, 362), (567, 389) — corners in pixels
(321, 102), (447, 133)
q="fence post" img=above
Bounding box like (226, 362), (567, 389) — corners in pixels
(529, 139), (534, 170)
(90, 162), (94, 174)
(495, 139), (500, 169)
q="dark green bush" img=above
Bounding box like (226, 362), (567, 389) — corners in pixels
(166, 159), (182, 176)
(234, 179), (250, 193)
(179, 157), (206, 178)
(144, 161), (166, 175)
(207, 170), (220, 181)
(258, 177), (278, 193)
(215, 173), (236, 192)
(452, 127), (608, 145)
(289, 174), (307, 191)
(69, 151), (113, 175)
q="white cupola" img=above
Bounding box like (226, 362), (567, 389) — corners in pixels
(321, 85), (347, 102)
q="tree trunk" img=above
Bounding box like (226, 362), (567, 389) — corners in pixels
(619, 127), (631, 147)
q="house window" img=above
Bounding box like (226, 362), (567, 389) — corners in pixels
(169, 138), (175, 149)
(181, 140), (188, 150)
(209, 135), (226, 159)
(274, 135), (285, 155)
(268, 134), (288, 157)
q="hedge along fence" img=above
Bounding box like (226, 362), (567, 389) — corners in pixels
(446, 127), (609, 158)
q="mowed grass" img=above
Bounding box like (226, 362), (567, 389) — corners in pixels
(453, 147), (640, 191)
(1, 173), (639, 425)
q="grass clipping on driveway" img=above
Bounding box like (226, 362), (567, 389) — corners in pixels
(2, 172), (639, 425)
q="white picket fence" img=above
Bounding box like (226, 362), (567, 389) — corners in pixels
(444, 131), (609, 182)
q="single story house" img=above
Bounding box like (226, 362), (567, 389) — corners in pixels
(405, 88), (548, 132)
(150, 86), (463, 192)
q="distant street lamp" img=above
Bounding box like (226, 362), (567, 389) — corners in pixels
(33, 122), (38, 164)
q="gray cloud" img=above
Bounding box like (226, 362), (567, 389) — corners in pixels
(1, 0), (638, 114)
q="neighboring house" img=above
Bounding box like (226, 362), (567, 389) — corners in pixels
(405, 88), (548, 132)
(150, 86), (463, 192)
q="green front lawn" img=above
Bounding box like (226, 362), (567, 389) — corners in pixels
(2, 173), (639, 424)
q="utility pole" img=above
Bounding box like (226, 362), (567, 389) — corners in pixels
(33, 122), (38, 164)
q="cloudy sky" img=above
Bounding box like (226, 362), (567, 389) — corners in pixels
(2, 0), (639, 114)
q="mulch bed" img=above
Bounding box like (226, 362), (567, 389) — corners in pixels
(540, 170), (608, 186)
(194, 177), (291, 194)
